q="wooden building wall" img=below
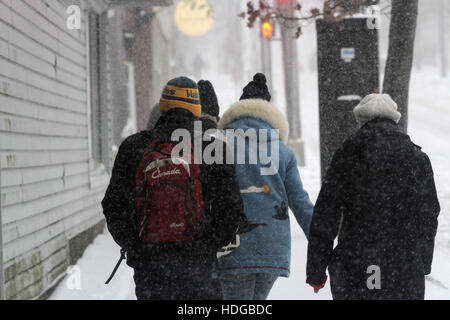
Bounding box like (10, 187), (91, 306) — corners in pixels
(0, 0), (111, 299)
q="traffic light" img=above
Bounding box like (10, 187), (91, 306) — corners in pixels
(262, 21), (273, 38)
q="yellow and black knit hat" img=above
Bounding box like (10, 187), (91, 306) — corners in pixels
(159, 76), (201, 117)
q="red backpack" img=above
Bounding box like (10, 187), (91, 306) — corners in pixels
(105, 139), (205, 284)
(135, 139), (205, 243)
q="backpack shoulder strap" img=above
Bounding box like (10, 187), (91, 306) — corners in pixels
(105, 249), (126, 284)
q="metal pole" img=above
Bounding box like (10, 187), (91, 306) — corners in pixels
(278, 0), (304, 166)
(260, 23), (273, 94)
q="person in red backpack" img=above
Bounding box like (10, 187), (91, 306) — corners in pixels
(102, 77), (245, 300)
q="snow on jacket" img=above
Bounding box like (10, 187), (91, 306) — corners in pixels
(306, 118), (440, 298)
(217, 98), (314, 277)
(101, 109), (244, 270)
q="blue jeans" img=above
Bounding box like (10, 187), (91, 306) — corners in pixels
(219, 273), (278, 300)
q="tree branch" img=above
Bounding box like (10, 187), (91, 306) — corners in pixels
(240, 0), (388, 37)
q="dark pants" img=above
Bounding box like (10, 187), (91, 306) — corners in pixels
(134, 261), (221, 300)
(330, 273), (425, 300)
(219, 273), (278, 300)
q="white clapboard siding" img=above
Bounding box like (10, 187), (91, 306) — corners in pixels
(23, 0), (87, 42)
(0, 3), (86, 72)
(0, 162), (90, 190)
(0, 74), (87, 114)
(0, 133), (88, 151)
(2, 179), (65, 207)
(3, 234), (68, 283)
(3, 200), (102, 262)
(0, 37), (87, 91)
(3, 234), (69, 299)
(1, 168), (23, 187)
(2, 183), (105, 234)
(0, 18), (86, 79)
(0, 52), (87, 101)
(0, 66), (87, 113)
(0, 16), (85, 78)
(2, 191), (102, 245)
(8, 257), (69, 300)
(0, 0), (110, 299)
(0, 0), (86, 66)
(0, 114), (88, 138)
(0, 95), (87, 126)
(5, 247), (69, 300)
(8, 0), (87, 54)
(64, 162), (89, 176)
(0, 57), (87, 102)
(1, 150), (89, 169)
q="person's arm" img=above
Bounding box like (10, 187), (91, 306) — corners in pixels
(285, 152), (314, 238)
(306, 146), (350, 286)
(200, 139), (245, 250)
(205, 162), (244, 249)
(417, 154), (440, 275)
(101, 136), (138, 251)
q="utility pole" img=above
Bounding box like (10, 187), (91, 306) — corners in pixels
(277, 0), (304, 166)
(260, 21), (274, 94)
(439, 0), (447, 78)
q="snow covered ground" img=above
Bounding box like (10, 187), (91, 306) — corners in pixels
(50, 68), (450, 300)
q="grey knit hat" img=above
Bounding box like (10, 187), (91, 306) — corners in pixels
(353, 94), (402, 127)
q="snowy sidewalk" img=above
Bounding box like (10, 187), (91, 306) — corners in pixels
(48, 223), (450, 300)
(48, 226), (328, 300)
(50, 68), (450, 300)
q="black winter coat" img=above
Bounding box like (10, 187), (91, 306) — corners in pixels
(306, 118), (440, 299)
(101, 109), (245, 271)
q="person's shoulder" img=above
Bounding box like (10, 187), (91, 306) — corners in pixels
(415, 145), (432, 166)
(120, 131), (151, 149)
(404, 136), (427, 158)
(405, 138), (435, 172)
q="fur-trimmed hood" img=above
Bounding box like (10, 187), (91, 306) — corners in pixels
(218, 99), (289, 143)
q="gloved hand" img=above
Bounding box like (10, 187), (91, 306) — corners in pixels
(197, 80), (219, 119)
(309, 275), (328, 293)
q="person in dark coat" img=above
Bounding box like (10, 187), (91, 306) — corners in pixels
(306, 94), (440, 300)
(102, 76), (244, 300)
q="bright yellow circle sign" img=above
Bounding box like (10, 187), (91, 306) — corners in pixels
(175, 0), (215, 37)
